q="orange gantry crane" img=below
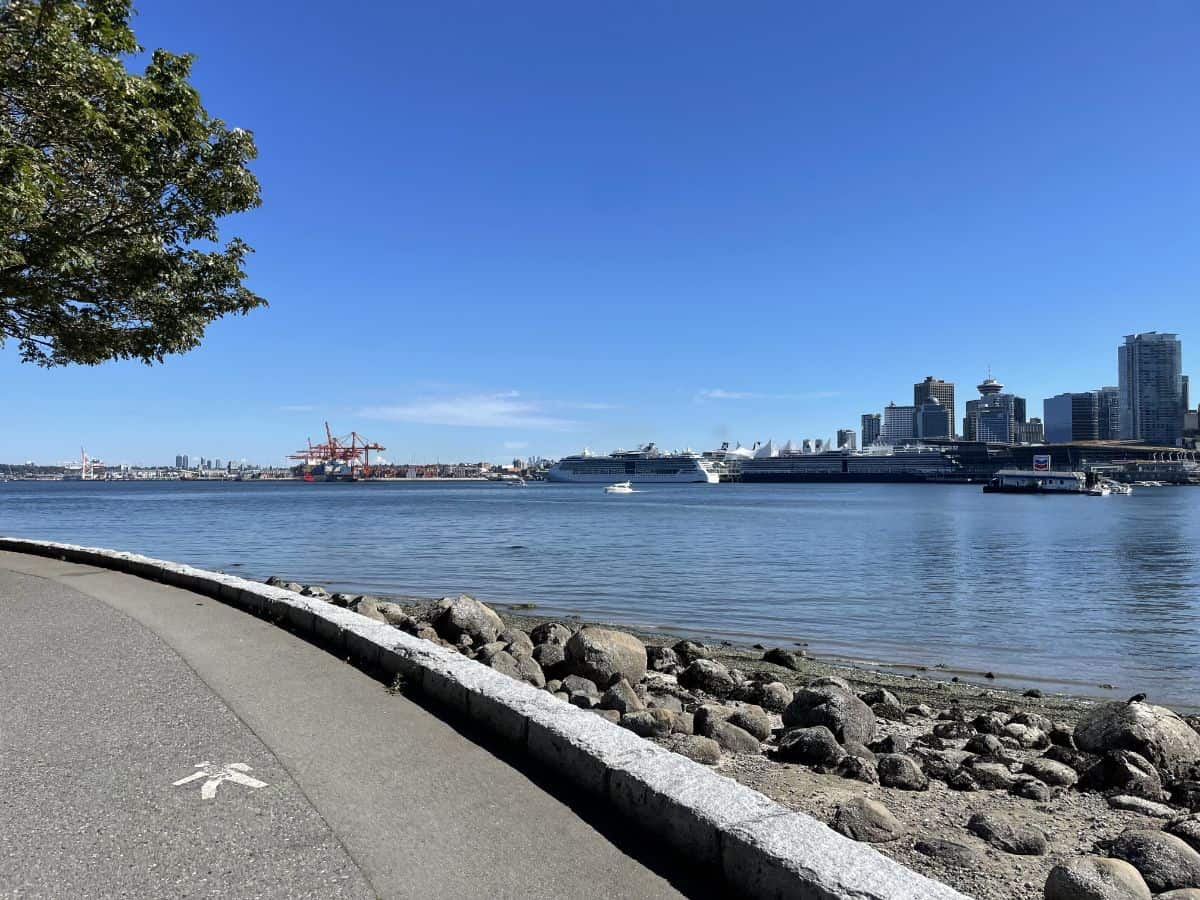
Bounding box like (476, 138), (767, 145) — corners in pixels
(288, 422), (386, 481)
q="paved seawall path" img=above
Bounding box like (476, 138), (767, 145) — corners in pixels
(0, 552), (704, 899)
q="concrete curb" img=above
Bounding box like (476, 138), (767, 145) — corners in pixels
(0, 537), (970, 900)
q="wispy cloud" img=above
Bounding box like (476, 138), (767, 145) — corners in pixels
(503, 440), (530, 450)
(695, 388), (842, 403)
(279, 404), (317, 413)
(360, 392), (578, 430)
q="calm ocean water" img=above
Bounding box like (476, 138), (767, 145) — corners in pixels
(2, 479), (1198, 706)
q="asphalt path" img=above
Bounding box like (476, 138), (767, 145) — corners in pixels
(0, 552), (709, 899)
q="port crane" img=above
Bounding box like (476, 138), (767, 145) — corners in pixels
(288, 422), (385, 480)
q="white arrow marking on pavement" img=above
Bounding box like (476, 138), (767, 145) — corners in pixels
(173, 761), (268, 800)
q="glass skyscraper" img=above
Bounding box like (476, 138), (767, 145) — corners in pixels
(1118, 332), (1184, 446)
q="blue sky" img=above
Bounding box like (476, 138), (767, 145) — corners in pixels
(3, 1), (1198, 465)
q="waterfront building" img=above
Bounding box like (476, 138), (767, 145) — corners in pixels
(836, 428), (857, 451)
(1119, 332), (1185, 445)
(964, 376), (1017, 443)
(1014, 418), (1045, 444)
(1184, 375), (1191, 416)
(1044, 392), (1099, 443)
(861, 413), (881, 446)
(881, 402), (916, 444)
(1013, 397), (1027, 425)
(913, 377), (955, 438)
(916, 397), (952, 440)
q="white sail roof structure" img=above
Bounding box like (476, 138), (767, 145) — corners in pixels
(754, 440), (778, 459)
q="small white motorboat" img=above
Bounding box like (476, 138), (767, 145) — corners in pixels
(604, 481), (635, 494)
(1108, 482), (1133, 495)
(1086, 483), (1111, 496)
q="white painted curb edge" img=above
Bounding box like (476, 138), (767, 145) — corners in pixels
(0, 538), (970, 900)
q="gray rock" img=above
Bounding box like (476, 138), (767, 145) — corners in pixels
(671, 639), (711, 664)
(916, 748), (974, 781)
(564, 627), (647, 687)
(569, 692), (598, 709)
(1082, 750), (1164, 800)
(512, 654), (546, 688)
(869, 734), (910, 755)
(842, 740), (877, 764)
(1012, 711), (1054, 732)
(877, 753), (928, 791)
(1044, 744), (1102, 775)
(646, 645), (679, 672)
(967, 811), (1047, 855)
(353, 597), (415, 628)
(933, 720), (974, 740)
(1004, 722), (1051, 749)
(282, 581), (304, 593)
(1107, 795), (1177, 818)
(762, 647), (805, 670)
(599, 678), (645, 714)
(1044, 856), (1152, 900)
(702, 719), (761, 755)
(776, 726), (846, 767)
(530, 622), (572, 646)
(783, 682), (877, 745)
(973, 711), (1010, 734)
(830, 797), (903, 843)
(966, 734), (1006, 757)
(907, 703), (935, 718)
(755, 681), (793, 713)
(588, 708), (620, 723)
(966, 759), (1019, 790)
(947, 768), (979, 791)
(1166, 815), (1200, 853)
(692, 703), (734, 733)
(300, 584), (329, 598)
(487, 650), (522, 680)
(835, 755), (880, 784)
(561, 674), (600, 697)
(1011, 775), (1053, 801)
(474, 640), (508, 663)
(728, 704), (772, 742)
(434, 594), (504, 646)
(1025, 757), (1080, 788)
(678, 659), (737, 696)
(672, 711), (694, 735)
(1156, 890), (1200, 899)
(1107, 829), (1200, 893)
(914, 839), (983, 868)
(532, 641), (567, 676)
(329, 592), (355, 607)
(620, 708), (674, 738)
(667, 734), (722, 765)
(500, 627), (534, 658)
(647, 692), (683, 713)
(1076, 702), (1200, 779)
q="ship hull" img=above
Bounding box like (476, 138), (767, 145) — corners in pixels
(545, 466), (716, 484)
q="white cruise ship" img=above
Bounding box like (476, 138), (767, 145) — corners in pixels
(546, 444), (718, 484)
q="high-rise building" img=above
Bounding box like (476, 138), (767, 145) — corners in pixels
(881, 402), (916, 444)
(1095, 386), (1120, 440)
(1184, 375), (1191, 416)
(1119, 332), (1184, 445)
(836, 428), (857, 450)
(1043, 392), (1099, 443)
(964, 376), (1018, 443)
(861, 413), (881, 446)
(1013, 397), (1027, 425)
(913, 377), (955, 438)
(175, 454), (185, 469)
(916, 396), (951, 439)
(1014, 418), (1045, 444)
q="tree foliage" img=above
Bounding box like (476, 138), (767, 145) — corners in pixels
(0, 0), (264, 366)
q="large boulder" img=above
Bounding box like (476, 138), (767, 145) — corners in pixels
(564, 627), (647, 687)
(830, 797), (904, 843)
(1044, 856), (1152, 900)
(678, 659), (737, 696)
(599, 678), (645, 714)
(728, 705), (772, 742)
(877, 754), (928, 791)
(1167, 815), (1200, 853)
(530, 622), (573, 646)
(620, 708), (674, 738)
(1107, 830), (1200, 894)
(1081, 750), (1164, 800)
(776, 726), (846, 767)
(782, 681), (876, 745)
(1025, 757), (1080, 788)
(966, 812), (1047, 855)
(434, 595), (504, 645)
(667, 734), (721, 765)
(1075, 703), (1200, 779)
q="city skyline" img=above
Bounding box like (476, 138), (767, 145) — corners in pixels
(1, 2), (1197, 463)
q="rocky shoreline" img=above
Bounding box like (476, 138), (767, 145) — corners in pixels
(268, 577), (1200, 900)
